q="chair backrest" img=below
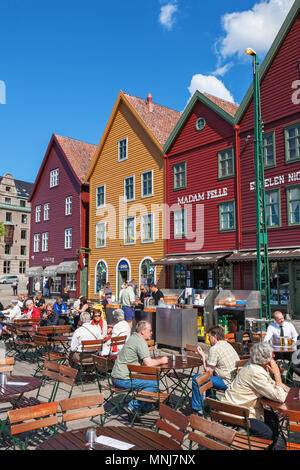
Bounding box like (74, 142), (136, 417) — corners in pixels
(235, 358), (249, 371)
(156, 403), (189, 444)
(185, 344), (199, 358)
(81, 339), (104, 352)
(33, 334), (50, 347)
(230, 342), (243, 356)
(110, 335), (127, 349)
(206, 397), (250, 428)
(59, 393), (104, 423)
(283, 410), (300, 434)
(42, 360), (61, 381)
(195, 371), (213, 395)
(127, 364), (160, 382)
(57, 364), (78, 387)
(8, 402), (59, 436)
(92, 354), (114, 374)
(52, 325), (72, 335)
(30, 318), (40, 326)
(189, 414), (234, 450)
(0, 357), (14, 373)
(37, 326), (54, 336)
(13, 319), (30, 326)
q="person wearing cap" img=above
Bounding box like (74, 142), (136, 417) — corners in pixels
(90, 304), (107, 339)
(2, 299), (23, 322)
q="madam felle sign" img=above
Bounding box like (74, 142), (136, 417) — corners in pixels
(177, 187), (228, 205)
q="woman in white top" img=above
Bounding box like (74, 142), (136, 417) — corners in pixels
(103, 308), (131, 355)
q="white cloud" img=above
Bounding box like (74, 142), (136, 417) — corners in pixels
(217, 0), (294, 59)
(159, 2), (178, 30)
(188, 74), (235, 103)
(211, 63), (233, 77)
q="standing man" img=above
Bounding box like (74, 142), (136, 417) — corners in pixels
(191, 325), (239, 414)
(120, 281), (136, 329)
(149, 284), (164, 305)
(111, 320), (169, 421)
(12, 279), (18, 296)
(43, 278), (50, 299)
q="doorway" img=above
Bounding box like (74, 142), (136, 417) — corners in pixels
(117, 259), (130, 301)
(193, 269), (208, 290)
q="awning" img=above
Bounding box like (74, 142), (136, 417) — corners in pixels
(227, 248), (300, 262)
(43, 265), (59, 277)
(56, 261), (78, 274)
(153, 252), (231, 266)
(25, 266), (43, 277)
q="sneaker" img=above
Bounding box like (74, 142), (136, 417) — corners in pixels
(192, 408), (203, 416)
(124, 405), (141, 423)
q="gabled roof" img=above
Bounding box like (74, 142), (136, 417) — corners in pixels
(85, 90), (181, 181)
(164, 90), (239, 154)
(54, 135), (96, 184)
(0, 176), (33, 199)
(124, 93), (181, 146)
(235, 0), (300, 123)
(28, 134), (96, 202)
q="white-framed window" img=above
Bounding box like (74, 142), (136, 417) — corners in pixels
(51, 276), (61, 293)
(118, 138), (128, 162)
(96, 185), (105, 208)
(96, 222), (106, 248)
(50, 168), (59, 187)
(141, 213), (154, 243)
(65, 228), (72, 249)
(124, 176), (135, 202)
(65, 196), (72, 215)
(44, 203), (50, 220)
(35, 205), (41, 223)
(34, 234), (40, 252)
(66, 273), (77, 291)
(174, 208), (186, 239)
(42, 232), (48, 252)
(124, 217), (135, 245)
(141, 170), (153, 198)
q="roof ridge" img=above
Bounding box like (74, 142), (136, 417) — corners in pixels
(54, 134), (97, 147)
(123, 92), (181, 114)
(204, 92), (239, 108)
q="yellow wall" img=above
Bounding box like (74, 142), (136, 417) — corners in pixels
(88, 99), (165, 300)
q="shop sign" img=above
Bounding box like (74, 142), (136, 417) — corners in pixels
(118, 260), (129, 271)
(250, 171), (300, 191)
(177, 187), (228, 205)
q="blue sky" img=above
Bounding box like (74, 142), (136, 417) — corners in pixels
(0, 0), (295, 183)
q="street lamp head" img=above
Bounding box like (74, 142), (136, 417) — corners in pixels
(245, 48), (256, 56)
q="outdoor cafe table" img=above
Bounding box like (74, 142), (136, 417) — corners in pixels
(0, 375), (42, 403)
(36, 425), (182, 450)
(260, 387), (300, 414)
(272, 344), (298, 382)
(155, 355), (203, 409)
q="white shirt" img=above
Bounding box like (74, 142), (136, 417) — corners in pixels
(70, 322), (102, 352)
(112, 320), (131, 351)
(264, 321), (298, 345)
(3, 305), (22, 322)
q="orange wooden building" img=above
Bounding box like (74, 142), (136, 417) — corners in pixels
(86, 91), (180, 300)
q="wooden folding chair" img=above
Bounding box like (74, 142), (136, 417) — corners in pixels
(189, 414), (234, 450)
(206, 398), (272, 450)
(75, 339), (104, 390)
(127, 364), (170, 426)
(7, 402), (59, 450)
(109, 335), (127, 355)
(0, 357), (14, 374)
(156, 403), (189, 449)
(92, 355), (131, 424)
(59, 393), (105, 429)
(194, 371), (213, 417)
(32, 335), (66, 376)
(283, 410), (300, 450)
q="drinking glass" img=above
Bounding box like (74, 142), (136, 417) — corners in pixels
(181, 347), (187, 363)
(85, 427), (96, 450)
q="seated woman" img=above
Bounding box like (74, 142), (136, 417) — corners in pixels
(23, 299), (41, 319)
(72, 296), (90, 329)
(90, 304), (107, 339)
(222, 342), (289, 447)
(40, 303), (60, 326)
(102, 308), (131, 356)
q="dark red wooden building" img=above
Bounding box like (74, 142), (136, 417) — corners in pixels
(27, 134), (96, 298)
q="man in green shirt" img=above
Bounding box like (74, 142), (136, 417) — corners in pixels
(111, 320), (168, 420)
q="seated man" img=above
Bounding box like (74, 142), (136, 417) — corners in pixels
(68, 312), (102, 368)
(264, 310), (298, 346)
(223, 342), (289, 447)
(2, 299), (22, 322)
(40, 303), (60, 326)
(111, 320), (168, 420)
(192, 325), (239, 414)
(23, 299), (41, 319)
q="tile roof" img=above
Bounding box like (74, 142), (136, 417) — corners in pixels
(0, 176), (33, 199)
(54, 135), (97, 183)
(124, 93), (181, 146)
(204, 93), (239, 116)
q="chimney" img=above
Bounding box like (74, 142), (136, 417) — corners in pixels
(146, 93), (153, 112)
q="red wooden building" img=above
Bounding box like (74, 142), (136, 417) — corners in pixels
(155, 91), (239, 290)
(227, 1), (300, 316)
(27, 134), (96, 298)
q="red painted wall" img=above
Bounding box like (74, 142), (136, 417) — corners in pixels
(166, 101), (237, 254)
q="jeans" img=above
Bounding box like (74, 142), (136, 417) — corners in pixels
(191, 374), (227, 411)
(113, 378), (158, 412)
(249, 409), (280, 444)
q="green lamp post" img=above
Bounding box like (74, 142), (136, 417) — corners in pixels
(246, 48), (271, 320)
